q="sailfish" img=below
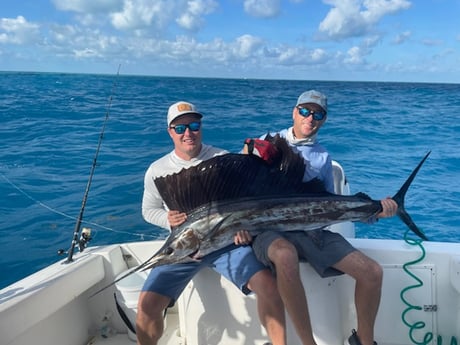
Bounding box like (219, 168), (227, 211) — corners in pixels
(115, 134), (429, 279)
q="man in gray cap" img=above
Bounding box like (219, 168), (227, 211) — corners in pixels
(243, 90), (398, 345)
(138, 101), (287, 345)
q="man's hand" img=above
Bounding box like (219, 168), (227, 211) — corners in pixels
(377, 197), (398, 218)
(168, 210), (187, 227)
(234, 230), (253, 245)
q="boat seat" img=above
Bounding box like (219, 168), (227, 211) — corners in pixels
(178, 261), (349, 345)
(328, 160), (355, 237)
(332, 160), (348, 195)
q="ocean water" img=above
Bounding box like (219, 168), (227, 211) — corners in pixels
(1, 72), (459, 290)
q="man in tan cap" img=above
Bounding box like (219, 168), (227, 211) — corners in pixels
(138, 101), (287, 345)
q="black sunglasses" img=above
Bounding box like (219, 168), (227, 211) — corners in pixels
(169, 121), (201, 134)
(296, 106), (326, 121)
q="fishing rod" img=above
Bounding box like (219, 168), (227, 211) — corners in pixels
(64, 65), (121, 263)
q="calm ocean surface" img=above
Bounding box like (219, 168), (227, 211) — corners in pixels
(1, 72), (459, 289)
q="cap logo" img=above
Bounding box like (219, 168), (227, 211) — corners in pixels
(177, 103), (192, 112)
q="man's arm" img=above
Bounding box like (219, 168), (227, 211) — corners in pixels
(141, 166), (170, 230)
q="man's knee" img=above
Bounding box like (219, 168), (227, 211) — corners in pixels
(137, 291), (171, 319)
(268, 238), (298, 267)
(337, 251), (383, 284)
(367, 259), (383, 284)
(354, 255), (383, 286)
(358, 254), (383, 281)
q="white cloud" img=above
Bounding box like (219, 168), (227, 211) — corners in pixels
(46, 23), (121, 60)
(362, 0), (411, 21)
(110, 0), (174, 31)
(319, 0), (411, 40)
(0, 16), (40, 44)
(363, 34), (381, 48)
(344, 46), (364, 64)
(311, 48), (327, 62)
(232, 34), (264, 58)
(142, 34), (265, 64)
(109, 0), (218, 33)
(277, 46), (328, 66)
(244, 0), (281, 18)
(176, 0), (219, 31)
(393, 30), (411, 44)
(52, 0), (219, 34)
(49, 24), (78, 44)
(73, 47), (102, 58)
(277, 47), (299, 64)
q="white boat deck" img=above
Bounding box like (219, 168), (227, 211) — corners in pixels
(87, 314), (183, 345)
(3, 236), (460, 345)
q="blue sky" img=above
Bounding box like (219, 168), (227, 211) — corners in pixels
(1, 0), (459, 83)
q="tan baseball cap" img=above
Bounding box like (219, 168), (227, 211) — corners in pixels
(167, 101), (203, 126)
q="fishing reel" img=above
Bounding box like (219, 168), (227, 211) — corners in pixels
(57, 227), (92, 257)
(78, 227), (92, 252)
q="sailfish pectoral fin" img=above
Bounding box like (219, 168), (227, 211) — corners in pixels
(200, 215), (232, 242)
(392, 151), (431, 241)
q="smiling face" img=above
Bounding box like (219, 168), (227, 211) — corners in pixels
(168, 113), (203, 160)
(291, 103), (327, 139)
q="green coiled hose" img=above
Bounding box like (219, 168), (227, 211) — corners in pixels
(400, 229), (458, 345)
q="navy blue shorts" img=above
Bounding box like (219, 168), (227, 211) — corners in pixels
(252, 230), (356, 277)
(142, 244), (266, 304)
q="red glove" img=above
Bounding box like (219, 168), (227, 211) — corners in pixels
(244, 138), (280, 165)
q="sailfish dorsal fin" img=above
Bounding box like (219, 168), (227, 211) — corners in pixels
(154, 135), (326, 213)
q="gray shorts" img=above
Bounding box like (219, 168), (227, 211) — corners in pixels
(252, 229), (356, 278)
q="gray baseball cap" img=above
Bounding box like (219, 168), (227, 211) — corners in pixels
(296, 90), (327, 112)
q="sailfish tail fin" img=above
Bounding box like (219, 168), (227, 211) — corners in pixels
(392, 151), (431, 241)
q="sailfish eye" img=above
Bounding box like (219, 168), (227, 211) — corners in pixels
(164, 247), (174, 255)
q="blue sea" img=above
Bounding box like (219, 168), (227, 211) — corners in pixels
(1, 72), (459, 290)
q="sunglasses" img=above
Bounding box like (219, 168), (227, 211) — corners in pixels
(296, 106), (326, 121)
(169, 121), (201, 134)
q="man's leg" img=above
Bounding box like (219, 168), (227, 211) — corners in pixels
(136, 291), (171, 345)
(247, 268), (287, 345)
(136, 262), (202, 345)
(267, 238), (317, 345)
(333, 250), (383, 345)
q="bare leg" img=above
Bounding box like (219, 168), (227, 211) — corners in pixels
(136, 291), (171, 345)
(248, 268), (287, 345)
(334, 251), (383, 345)
(268, 238), (317, 345)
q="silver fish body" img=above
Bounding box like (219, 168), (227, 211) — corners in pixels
(146, 193), (380, 268)
(137, 146), (431, 274)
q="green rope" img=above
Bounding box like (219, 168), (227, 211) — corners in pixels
(400, 229), (458, 345)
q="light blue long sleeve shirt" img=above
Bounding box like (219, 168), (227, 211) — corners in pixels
(264, 128), (335, 193)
